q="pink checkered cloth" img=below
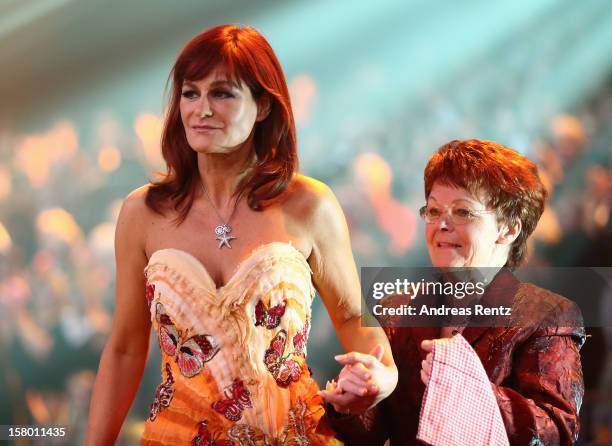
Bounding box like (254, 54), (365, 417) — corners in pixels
(417, 334), (509, 446)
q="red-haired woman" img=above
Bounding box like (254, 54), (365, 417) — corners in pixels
(324, 140), (585, 445)
(85, 25), (397, 445)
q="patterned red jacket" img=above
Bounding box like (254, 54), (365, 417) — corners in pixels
(326, 271), (586, 445)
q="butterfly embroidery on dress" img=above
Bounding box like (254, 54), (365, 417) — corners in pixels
(193, 420), (235, 446)
(145, 282), (155, 309)
(225, 402), (312, 445)
(226, 424), (270, 445)
(279, 401), (311, 446)
(264, 330), (302, 388)
(156, 302), (220, 377)
(212, 379), (253, 422)
(254, 300), (287, 329)
(292, 319), (310, 356)
(148, 363), (175, 421)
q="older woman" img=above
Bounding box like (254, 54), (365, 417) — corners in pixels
(85, 24), (397, 445)
(323, 139), (585, 445)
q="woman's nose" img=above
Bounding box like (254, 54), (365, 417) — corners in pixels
(199, 98), (213, 118)
(438, 214), (454, 231)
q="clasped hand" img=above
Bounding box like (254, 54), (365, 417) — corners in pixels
(318, 344), (398, 415)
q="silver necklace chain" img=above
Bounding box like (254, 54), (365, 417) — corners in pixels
(201, 183), (240, 249)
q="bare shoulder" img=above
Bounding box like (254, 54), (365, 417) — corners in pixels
(116, 184), (157, 248)
(119, 184), (162, 221)
(284, 174), (346, 238)
(121, 184), (150, 212)
(284, 174), (340, 219)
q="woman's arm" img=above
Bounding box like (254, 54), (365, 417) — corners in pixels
(492, 326), (585, 446)
(85, 190), (152, 445)
(303, 179), (398, 408)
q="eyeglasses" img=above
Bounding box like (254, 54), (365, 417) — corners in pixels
(419, 204), (497, 225)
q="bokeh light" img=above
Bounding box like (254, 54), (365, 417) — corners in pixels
(1, 2), (611, 442)
(0, 221), (12, 254)
(134, 112), (164, 168)
(36, 208), (82, 245)
(97, 145), (122, 172)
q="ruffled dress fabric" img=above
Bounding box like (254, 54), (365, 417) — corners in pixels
(140, 243), (341, 445)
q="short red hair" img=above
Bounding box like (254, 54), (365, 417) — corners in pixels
(424, 139), (547, 267)
(146, 24), (297, 221)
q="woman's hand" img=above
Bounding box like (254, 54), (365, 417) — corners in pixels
(319, 344), (397, 414)
(420, 339), (434, 386)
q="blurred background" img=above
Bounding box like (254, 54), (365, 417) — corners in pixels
(0, 0), (611, 444)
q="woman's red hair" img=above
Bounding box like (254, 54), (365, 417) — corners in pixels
(424, 139), (548, 268)
(146, 24), (298, 222)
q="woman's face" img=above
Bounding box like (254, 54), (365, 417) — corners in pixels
(180, 68), (263, 154)
(425, 182), (509, 268)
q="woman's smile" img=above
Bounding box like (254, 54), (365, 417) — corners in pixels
(191, 125), (222, 133)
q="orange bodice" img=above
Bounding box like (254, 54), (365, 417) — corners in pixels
(141, 243), (342, 446)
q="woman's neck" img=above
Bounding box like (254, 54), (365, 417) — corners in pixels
(440, 265), (502, 287)
(197, 142), (255, 207)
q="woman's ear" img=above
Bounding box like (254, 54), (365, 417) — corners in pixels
(256, 94), (272, 122)
(497, 220), (522, 246)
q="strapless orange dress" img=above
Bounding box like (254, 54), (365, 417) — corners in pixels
(141, 243), (342, 445)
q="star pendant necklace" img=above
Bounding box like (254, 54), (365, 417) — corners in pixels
(202, 183), (240, 249)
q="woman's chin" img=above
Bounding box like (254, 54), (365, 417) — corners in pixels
(430, 253), (467, 269)
(190, 144), (220, 154)
(189, 142), (245, 156)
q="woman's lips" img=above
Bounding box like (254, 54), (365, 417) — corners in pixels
(436, 241), (462, 248)
(192, 125), (221, 133)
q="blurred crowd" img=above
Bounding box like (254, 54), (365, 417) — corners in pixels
(328, 88), (612, 445)
(0, 78), (611, 446)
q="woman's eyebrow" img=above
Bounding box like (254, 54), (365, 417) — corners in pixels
(182, 78), (241, 90)
(210, 80), (235, 88)
(427, 196), (480, 206)
(453, 198), (479, 205)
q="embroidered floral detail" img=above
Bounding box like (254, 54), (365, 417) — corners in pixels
(226, 424), (269, 445)
(264, 330), (302, 388)
(212, 379), (253, 422)
(279, 401), (311, 445)
(145, 282), (155, 309)
(254, 299), (287, 329)
(156, 302), (220, 377)
(225, 401), (311, 445)
(193, 420), (235, 446)
(148, 363), (175, 421)
(292, 319), (310, 356)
